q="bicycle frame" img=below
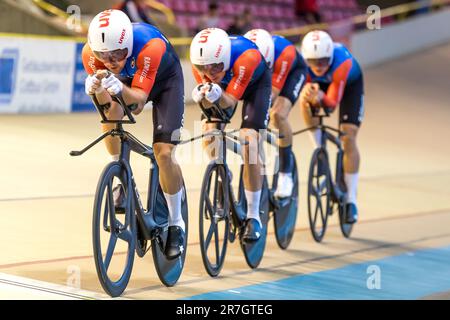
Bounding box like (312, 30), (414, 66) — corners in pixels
(70, 94), (166, 241)
(293, 110), (347, 203)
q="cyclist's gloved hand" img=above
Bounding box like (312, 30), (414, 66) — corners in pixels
(204, 83), (222, 103)
(303, 83), (319, 103)
(101, 74), (123, 96)
(192, 84), (205, 103)
(85, 74), (104, 95)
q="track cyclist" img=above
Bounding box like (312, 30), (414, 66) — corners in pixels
(244, 29), (307, 198)
(190, 28), (272, 242)
(299, 30), (364, 224)
(82, 9), (186, 259)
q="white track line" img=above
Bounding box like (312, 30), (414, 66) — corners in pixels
(0, 273), (124, 300)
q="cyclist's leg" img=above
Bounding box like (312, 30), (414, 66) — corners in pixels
(151, 65), (186, 234)
(201, 116), (227, 162)
(101, 76), (132, 160)
(102, 102), (124, 160)
(299, 82), (329, 148)
(339, 75), (364, 221)
(272, 65), (306, 196)
(271, 64), (306, 149)
(241, 69), (271, 235)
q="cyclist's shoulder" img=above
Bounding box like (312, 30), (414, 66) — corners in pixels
(229, 35), (260, 65)
(230, 35), (257, 51)
(131, 23), (171, 57)
(132, 23), (169, 45)
(272, 35), (292, 49)
(332, 43), (353, 63)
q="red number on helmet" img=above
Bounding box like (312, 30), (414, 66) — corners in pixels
(198, 29), (212, 43)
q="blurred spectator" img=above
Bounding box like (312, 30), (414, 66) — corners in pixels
(197, 2), (220, 31)
(295, 0), (321, 24)
(115, 0), (156, 25)
(227, 15), (245, 35)
(240, 8), (253, 33)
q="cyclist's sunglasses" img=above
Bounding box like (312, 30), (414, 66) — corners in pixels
(306, 57), (331, 68)
(93, 48), (128, 62)
(194, 63), (224, 74)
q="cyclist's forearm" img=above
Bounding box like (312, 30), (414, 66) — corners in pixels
(218, 92), (238, 109)
(121, 85), (148, 107)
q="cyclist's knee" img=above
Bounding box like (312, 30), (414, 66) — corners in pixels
(341, 125), (358, 150)
(270, 108), (285, 127)
(153, 143), (175, 165)
(240, 128), (259, 163)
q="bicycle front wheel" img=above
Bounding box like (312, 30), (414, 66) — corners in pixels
(307, 148), (332, 243)
(92, 161), (135, 297)
(199, 163), (230, 277)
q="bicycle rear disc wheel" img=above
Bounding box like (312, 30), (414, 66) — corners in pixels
(199, 164), (230, 277)
(273, 154), (299, 249)
(241, 177), (270, 269)
(152, 182), (189, 287)
(307, 148), (332, 243)
(92, 162), (135, 297)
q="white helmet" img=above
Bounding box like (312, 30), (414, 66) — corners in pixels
(88, 9), (133, 60)
(301, 30), (334, 66)
(244, 29), (275, 69)
(190, 28), (231, 72)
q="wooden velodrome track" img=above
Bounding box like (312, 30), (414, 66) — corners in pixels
(0, 43), (450, 300)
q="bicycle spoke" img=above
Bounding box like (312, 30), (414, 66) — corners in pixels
(214, 224), (220, 266)
(313, 199), (319, 226)
(205, 222), (215, 252)
(204, 195), (214, 217)
(104, 233), (118, 271)
(103, 195), (110, 231)
(107, 180), (116, 220)
(317, 195), (324, 221)
(213, 169), (219, 212)
(319, 195), (328, 226)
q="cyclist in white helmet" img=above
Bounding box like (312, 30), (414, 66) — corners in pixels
(190, 28), (272, 242)
(82, 9), (187, 259)
(300, 30), (364, 224)
(244, 29), (308, 198)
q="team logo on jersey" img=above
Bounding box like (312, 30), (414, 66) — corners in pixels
(140, 57), (151, 83)
(276, 61), (288, 83)
(233, 66), (246, 90)
(358, 95), (365, 122)
(88, 56), (97, 73)
(293, 74), (305, 98)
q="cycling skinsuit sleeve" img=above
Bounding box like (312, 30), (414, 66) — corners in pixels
(322, 59), (352, 109)
(225, 49), (262, 100)
(81, 44), (106, 75)
(272, 45), (296, 91)
(131, 38), (167, 95)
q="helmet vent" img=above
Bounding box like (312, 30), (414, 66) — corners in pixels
(102, 32), (105, 43)
(200, 48), (203, 57)
(314, 44), (317, 51)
